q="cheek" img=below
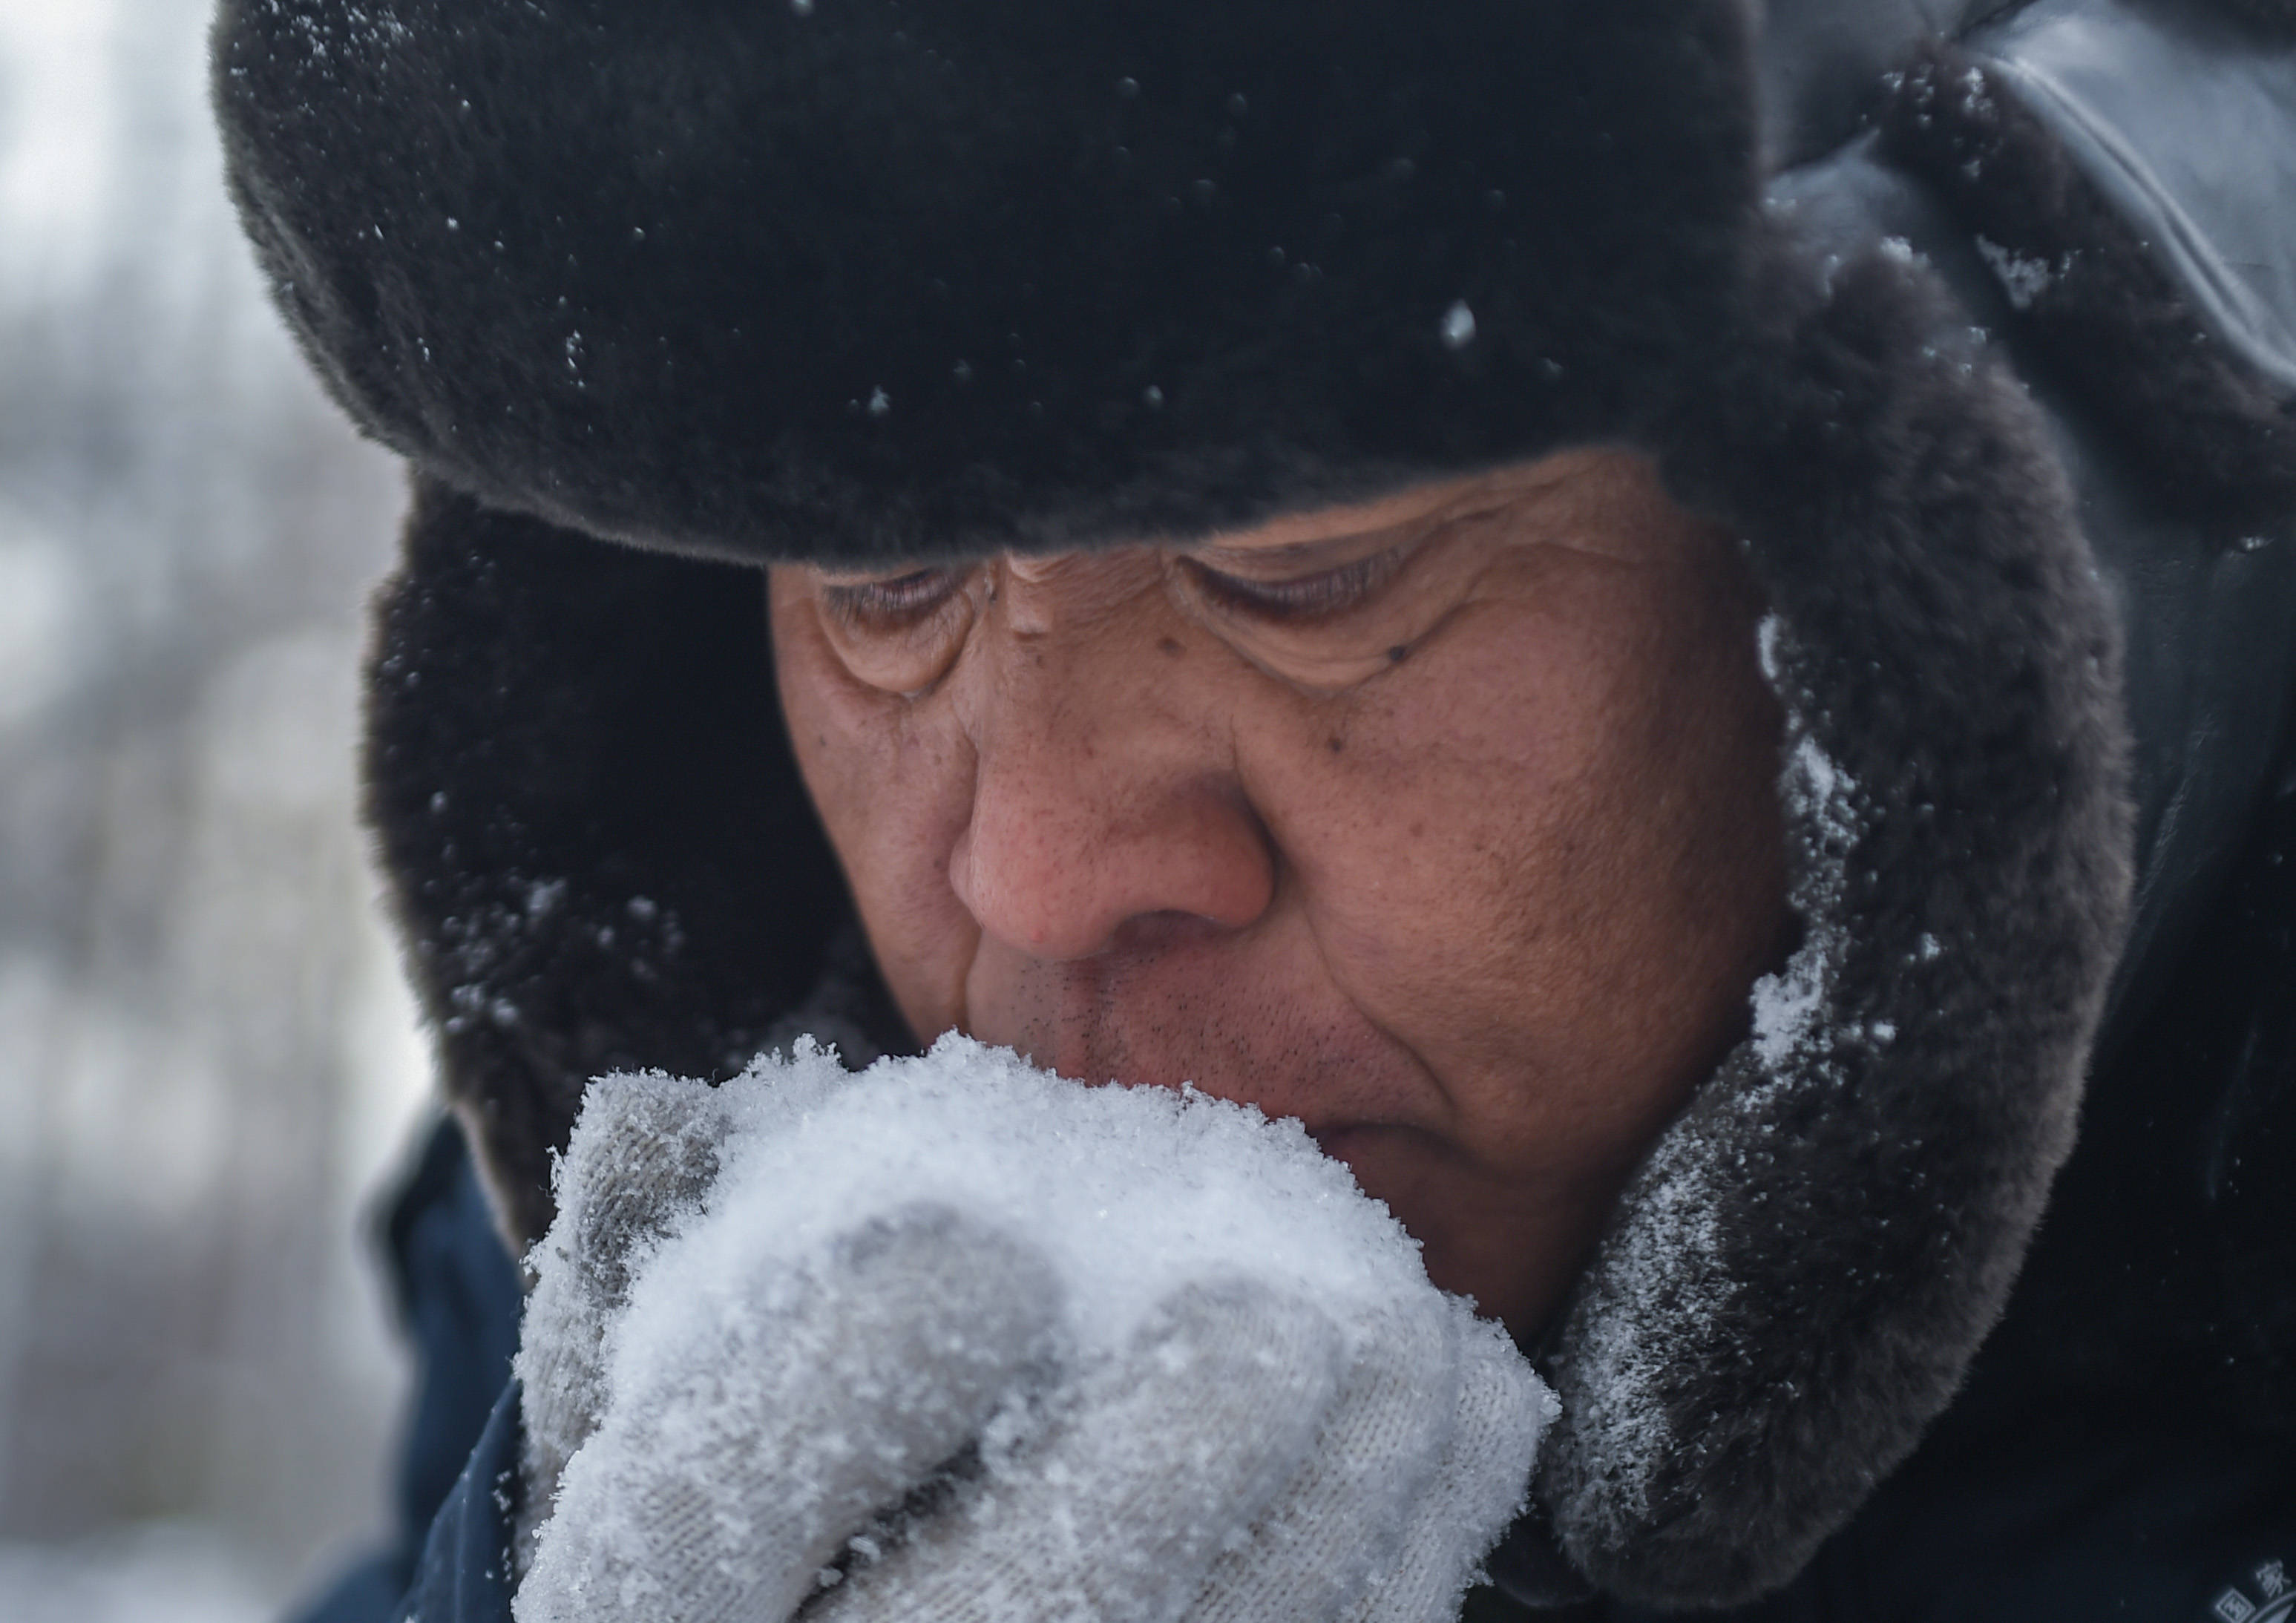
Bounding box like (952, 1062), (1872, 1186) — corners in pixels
(769, 578), (978, 1038)
(1256, 579), (1643, 983)
(1251, 554), (1783, 1170)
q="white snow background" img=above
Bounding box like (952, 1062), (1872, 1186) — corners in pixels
(0, 0), (418, 1614)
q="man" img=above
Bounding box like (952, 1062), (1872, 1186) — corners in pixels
(215, 0), (2296, 1616)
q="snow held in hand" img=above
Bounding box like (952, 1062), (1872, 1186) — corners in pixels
(515, 1035), (1554, 1623)
(652, 1035), (1456, 1350)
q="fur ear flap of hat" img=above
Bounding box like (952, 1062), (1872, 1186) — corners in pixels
(1875, 45), (2296, 535)
(363, 482), (873, 1247)
(214, 0), (1757, 566)
(1531, 237), (2132, 1604)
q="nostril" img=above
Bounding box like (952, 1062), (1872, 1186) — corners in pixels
(1104, 908), (1242, 957)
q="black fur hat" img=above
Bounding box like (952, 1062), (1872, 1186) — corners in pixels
(214, 0), (1756, 563)
(215, 0), (2159, 1608)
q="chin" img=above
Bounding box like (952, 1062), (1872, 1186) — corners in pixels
(1312, 1121), (1579, 1336)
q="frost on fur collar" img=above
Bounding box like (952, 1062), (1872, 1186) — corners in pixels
(1532, 247), (2131, 1604)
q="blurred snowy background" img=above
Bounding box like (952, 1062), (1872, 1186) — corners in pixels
(0, 0), (429, 1617)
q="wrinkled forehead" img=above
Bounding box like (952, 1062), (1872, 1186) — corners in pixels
(215, 0), (1759, 568)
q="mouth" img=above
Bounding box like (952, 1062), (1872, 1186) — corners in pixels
(1305, 1119), (1376, 1154)
(1302, 1120), (1418, 1186)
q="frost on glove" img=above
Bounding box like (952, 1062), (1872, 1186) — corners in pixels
(513, 1035), (1556, 1623)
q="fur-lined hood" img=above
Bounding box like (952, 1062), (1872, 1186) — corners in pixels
(215, 0), (2296, 1608)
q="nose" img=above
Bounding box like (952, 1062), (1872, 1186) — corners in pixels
(946, 583), (1276, 962)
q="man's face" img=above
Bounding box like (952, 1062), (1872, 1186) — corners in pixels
(769, 447), (1786, 1335)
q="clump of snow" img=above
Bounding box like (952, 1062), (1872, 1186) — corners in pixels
(1439, 299), (1477, 350)
(1749, 946), (1826, 1069)
(1755, 612), (1785, 684)
(1749, 732), (1862, 1074)
(520, 1037), (1548, 1622)
(620, 1035), (1442, 1371)
(1973, 236), (2066, 312)
(1743, 617), (1866, 1079)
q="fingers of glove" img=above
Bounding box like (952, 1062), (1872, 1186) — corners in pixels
(816, 1278), (1346, 1623)
(1343, 1314), (1550, 1623)
(518, 1074), (735, 1529)
(516, 1203), (1063, 1623)
(1184, 1302), (1463, 1623)
(564, 1077), (735, 1299)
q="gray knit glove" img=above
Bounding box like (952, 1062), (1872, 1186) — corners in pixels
(512, 1040), (1552, 1623)
(515, 1070), (737, 1557)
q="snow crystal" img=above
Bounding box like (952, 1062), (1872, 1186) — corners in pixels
(1973, 235), (2059, 312)
(1750, 949), (1826, 1070)
(1439, 300), (1476, 350)
(1750, 732), (1862, 1072)
(1755, 612), (1785, 685)
(1788, 730), (1842, 813)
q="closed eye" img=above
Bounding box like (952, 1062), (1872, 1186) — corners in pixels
(820, 567), (967, 632)
(1179, 546), (1411, 623)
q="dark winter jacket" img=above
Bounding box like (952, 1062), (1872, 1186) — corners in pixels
(223, 0), (2296, 1616)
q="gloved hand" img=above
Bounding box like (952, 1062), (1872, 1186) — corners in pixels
(516, 1070), (736, 1550)
(513, 1039), (1553, 1623)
